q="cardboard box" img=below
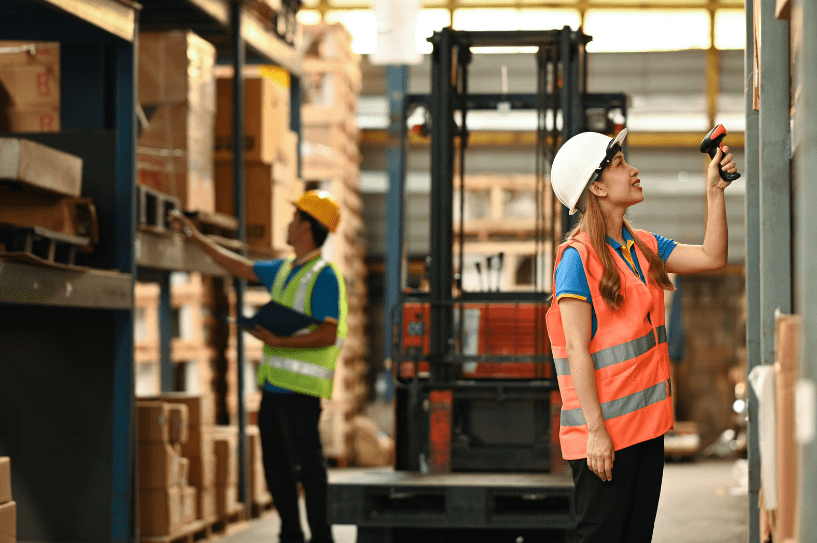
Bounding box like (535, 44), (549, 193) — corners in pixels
(0, 501), (15, 543)
(137, 401), (171, 443)
(137, 104), (215, 212)
(215, 75), (289, 164)
(215, 161), (275, 249)
(138, 442), (182, 489)
(179, 457), (190, 487)
(0, 138), (82, 197)
(182, 485), (198, 526)
(273, 130), (299, 185)
(0, 64), (59, 110)
(168, 404), (189, 445)
(139, 486), (183, 537)
(181, 426), (213, 460)
(247, 427), (267, 501)
(0, 108), (59, 132)
(138, 31), (216, 112)
(213, 433), (238, 485)
(0, 41), (60, 68)
(0, 458), (10, 505)
(151, 393), (214, 427)
(215, 484), (238, 516)
(187, 454), (216, 489)
(198, 487), (216, 521)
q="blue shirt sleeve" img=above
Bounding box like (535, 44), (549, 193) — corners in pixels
(652, 232), (678, 262)
(310, 265), (341, 321)
(554, 247), (592, 302)
(253, 259), (284, 291)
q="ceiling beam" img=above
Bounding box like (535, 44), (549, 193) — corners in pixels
(305, 0), (743, 12)
(359, 129), (745, 148)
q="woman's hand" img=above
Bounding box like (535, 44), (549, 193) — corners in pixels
(587, 427), (615, 482)
(707, 145), (737, 191)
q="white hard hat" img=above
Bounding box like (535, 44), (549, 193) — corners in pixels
(551, 128), (629, 215)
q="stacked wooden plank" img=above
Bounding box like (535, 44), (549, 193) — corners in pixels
(134, 274), (213, 396)
(214, 65), (303, 254)
(452, 174), (553, 293)
(137, 31), (217, 215)
(0, 40), (59, 132)
(0, 457), (15, 543)
(300, 22), (368, 464)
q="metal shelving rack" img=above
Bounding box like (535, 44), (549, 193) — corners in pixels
(0, 0), (302, 541)
(0, 2), (138, 543)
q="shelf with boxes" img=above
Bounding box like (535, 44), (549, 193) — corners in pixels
(0, 49), (133, 308)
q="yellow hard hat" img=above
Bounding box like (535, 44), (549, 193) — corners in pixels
(293, 190), (340, 233)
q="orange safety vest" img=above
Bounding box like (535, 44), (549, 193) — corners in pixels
(546, 230), (674, 460)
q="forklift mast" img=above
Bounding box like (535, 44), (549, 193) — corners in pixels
(389, 28), (627, 475)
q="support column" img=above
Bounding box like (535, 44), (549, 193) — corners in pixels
(795, 0), (817, 539)
(743, 0), (761, 540)
(383, 65), (408, 402)
(231, 0), (250, 508)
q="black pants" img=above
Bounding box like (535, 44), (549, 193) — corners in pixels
(258, 391), (333, 543)
(568, 436), (664, 543)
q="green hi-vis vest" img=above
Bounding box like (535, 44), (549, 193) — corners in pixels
(257, 256), (348, 399)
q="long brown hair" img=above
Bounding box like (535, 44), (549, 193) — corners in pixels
(566, 191), (675, 310)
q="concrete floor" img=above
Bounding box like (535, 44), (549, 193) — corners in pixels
(216, 458), (749, 543)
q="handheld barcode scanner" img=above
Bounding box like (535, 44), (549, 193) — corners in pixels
(700, 124), (741, 182)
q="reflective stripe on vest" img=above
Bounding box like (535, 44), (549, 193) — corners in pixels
(561, 379), (672, 426)
(553, 325), (668, 376)
(265, 355), (335, 380)
(295, 258), (327, 311)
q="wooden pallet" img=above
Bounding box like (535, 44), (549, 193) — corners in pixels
(249, 492), (274, 519)
(0, 223), (91, 267)
(138, 184), (181, 234)
(140, 518), (214, 543)
(211, 504), (246, 535)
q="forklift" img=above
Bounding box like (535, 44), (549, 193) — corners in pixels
(329, 27), (627, 542)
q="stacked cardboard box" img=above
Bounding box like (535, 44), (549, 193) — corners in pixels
(214, 66), (303, 252)
(149, 394), (217, 524)
(300, 22), (368, 464)
(211, 427), (240, 517)
(137, 31), (217, 213)
(136, 401), (199, 536)
(0, 457), (15, 543)
(0, 41), (60, 132)
(246, 426), (271, 504)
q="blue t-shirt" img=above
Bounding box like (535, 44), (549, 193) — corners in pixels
(554, 228), (677, 338)
(253, 256), (341, 393)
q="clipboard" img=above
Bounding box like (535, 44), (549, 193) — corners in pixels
(213, 300), (322, 336)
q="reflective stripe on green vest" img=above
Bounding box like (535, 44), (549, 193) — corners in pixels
(257, 256), (348, 399)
